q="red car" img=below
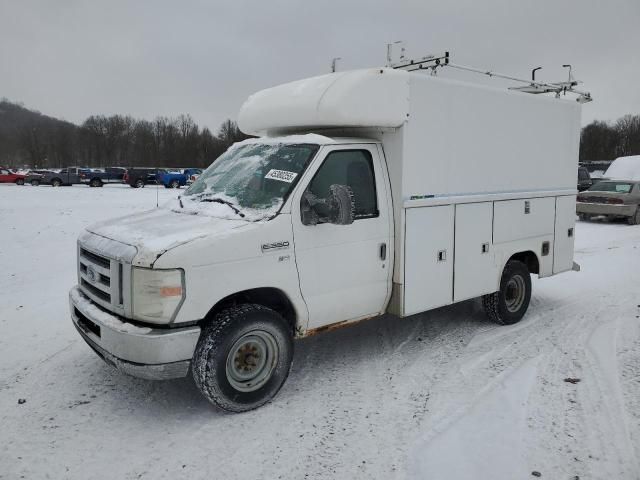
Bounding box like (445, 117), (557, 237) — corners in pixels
(0, 167), (26, 185)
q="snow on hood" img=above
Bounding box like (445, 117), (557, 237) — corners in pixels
(86, 206), (248, 267)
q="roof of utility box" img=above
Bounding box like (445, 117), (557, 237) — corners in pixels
(238, 68), (411, 135)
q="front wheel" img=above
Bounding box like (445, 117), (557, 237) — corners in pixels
(31, 179), (40, 186)
(192, 304), (293, 413)
(90, 178), (103, 187)
(482, 260), (532, 325)
(628, 207), (640, 225)
(51, 178), (62, 187)
(15, 179), (24, 185)
(134, 179), (145, 188)
(170, 180), (180, 189)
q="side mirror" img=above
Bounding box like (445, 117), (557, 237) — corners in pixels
(301, 184), (355, 226)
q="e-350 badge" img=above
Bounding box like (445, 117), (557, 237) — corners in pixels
(261, 241), (290, 253)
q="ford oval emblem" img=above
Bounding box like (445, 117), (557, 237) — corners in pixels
(86, 266), (97, 283)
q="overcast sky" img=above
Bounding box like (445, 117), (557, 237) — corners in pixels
(1, 0), (639, 132)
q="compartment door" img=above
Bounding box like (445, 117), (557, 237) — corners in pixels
(404, 205), (454, 316)
(454, 202), (498, 302)
(553, 195), (577, 274)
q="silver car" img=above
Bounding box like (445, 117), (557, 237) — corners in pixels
(576, 180), (640, 225)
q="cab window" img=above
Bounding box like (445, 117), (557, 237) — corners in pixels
(307, 149), (378, 219)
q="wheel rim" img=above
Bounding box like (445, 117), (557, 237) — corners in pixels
(53, 180), (61, 187)
(171, 181), (179, 188)
(136, 180), (144, 187)
(225, 330), (279, 392)
(505, 274), (526, 313)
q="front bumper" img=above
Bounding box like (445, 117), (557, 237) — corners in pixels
(69, 286), (200, 380)
(576, 202), (636, 217)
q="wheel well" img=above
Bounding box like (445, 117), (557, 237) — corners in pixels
(509, 251), (539, 274)
(204, 288), (297, 332)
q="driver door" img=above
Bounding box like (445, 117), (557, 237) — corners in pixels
(291, 144), (392, 330)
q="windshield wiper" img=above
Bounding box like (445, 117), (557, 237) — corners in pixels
(199, 196), (245, 218)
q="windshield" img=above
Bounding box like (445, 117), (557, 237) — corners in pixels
(588, 181), (634, 194)
(183, 142), (319, 219)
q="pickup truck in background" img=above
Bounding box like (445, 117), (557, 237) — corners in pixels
(39, 167), (90, 186)
(157, 168), (203, 188)
(80, 167), (127, 187)
(69, 66), (585, 413)
(124, 167), (167, 188)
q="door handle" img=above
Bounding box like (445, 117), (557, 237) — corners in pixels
(379, 243), (387, 261)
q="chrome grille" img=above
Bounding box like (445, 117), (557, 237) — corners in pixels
(78, 246), (123, 312)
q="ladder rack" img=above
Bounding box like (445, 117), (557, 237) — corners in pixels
(390, 51), (592, 103)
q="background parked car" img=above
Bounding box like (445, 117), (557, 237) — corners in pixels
(24, 169), (52, 186)
(0, 167), (26, 185)
(577, 180), (640, 225)
(187, 170), (202, 185)
(39, 167), (90, 186)
(124, 167), (167, 188)
(157, 168), (202, 188)
(80, 167), (127, 187)
(577, 166), (593, 191)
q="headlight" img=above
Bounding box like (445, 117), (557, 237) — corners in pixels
(131, 267), (185, 324)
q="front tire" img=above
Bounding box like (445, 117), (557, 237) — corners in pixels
(482, 260), (532, 325)
(31, 179), (40, 186)
(627, 207), (640, 225)
(51, 178), (62, 187)
(15, 179), (24, 185)
(192, 304), (293, 413)
(90, 178), (103, 187)
(134, 179), (145, 188)
(170, 180), (180, 189)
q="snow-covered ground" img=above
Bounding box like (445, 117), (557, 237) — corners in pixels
(1, 183), (639, 479)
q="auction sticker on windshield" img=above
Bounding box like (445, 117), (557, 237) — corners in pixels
(265, 169), (297, 183)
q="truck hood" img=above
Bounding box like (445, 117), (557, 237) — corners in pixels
(86, 207), (248, 267)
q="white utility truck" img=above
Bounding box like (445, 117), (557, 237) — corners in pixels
(70, 60), (586, 412)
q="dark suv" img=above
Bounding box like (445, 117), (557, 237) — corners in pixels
(578, 166), (593, 192)
(124, 168), (166, 188)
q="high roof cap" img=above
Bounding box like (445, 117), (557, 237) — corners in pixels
(238, 68), (411, 136)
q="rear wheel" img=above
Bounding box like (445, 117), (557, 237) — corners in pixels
(90, 178), (103, 187)
(15, 178), (24, 185)
(51, 178), (62, 187)
(134, 179), (145, 188)
(170, 180), (180, 189)
(31, 179), (40, 186)
(628, 207), (640, 225)
(482, 260), (532, 325)
(192, 304), (293, 413)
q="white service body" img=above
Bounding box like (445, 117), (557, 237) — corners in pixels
(69, 68), (581, 378)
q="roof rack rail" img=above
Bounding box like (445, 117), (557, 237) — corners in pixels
(390, 51), (592, 103)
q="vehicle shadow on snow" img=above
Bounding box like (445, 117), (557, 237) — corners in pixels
(78, 299), (496, 415)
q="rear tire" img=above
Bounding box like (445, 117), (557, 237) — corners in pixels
(31, 179), (40, 186)
(628, 207), (640, 225)
(170, 180), (180, 189)
(90, 178), (103, 187)
(134, 179), (145, 188)
(15, 179), (24, 185)
(482, 260), (532, 325)
(192, 304), (293, 413)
